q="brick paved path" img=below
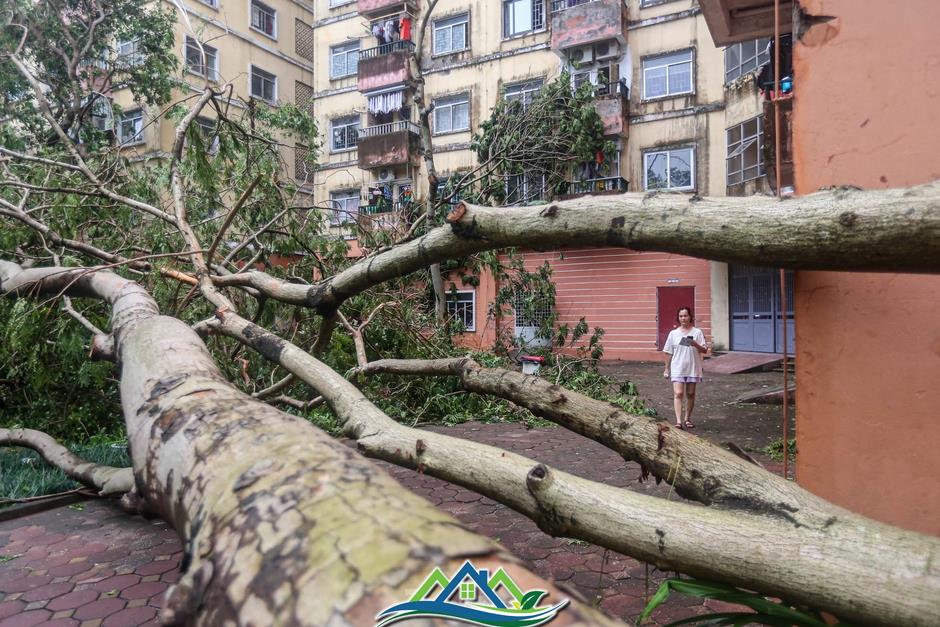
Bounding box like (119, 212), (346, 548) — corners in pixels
(1, 363), (785, 625)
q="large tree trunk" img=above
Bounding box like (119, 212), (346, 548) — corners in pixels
(202, 309), (940, 627)
(0, 261), (617, 626)
(211, 180), (940, 313)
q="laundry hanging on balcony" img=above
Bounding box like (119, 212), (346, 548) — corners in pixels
(367, 90), (403, 115)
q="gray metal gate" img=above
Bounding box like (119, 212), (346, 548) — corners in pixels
(730, 265), (794, 354)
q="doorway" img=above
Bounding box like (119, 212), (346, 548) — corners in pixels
(729, 265), (794, 354)
(657, 286), (695, 350)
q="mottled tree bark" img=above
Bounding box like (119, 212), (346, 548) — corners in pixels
(0, 261), (616, 626)
(201, 309), (940, 627)
(211, 180), (940, 313)
(0, 428), (133, 495)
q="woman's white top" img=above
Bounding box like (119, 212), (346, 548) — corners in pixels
(663, 326), (707, 378)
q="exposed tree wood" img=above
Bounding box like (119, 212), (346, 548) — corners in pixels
(202, 309), (940, 627)
(0, 428), (133, 495)
(210, 180), (940, 313)
(0, 261), (616, 626)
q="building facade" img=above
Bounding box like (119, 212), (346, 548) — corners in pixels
(108, 0), (316, 174)
(311, 0), (782, 360)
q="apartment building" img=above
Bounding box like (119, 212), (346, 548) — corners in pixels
(108, 0), (315, 171)
(309, 0), (791, 360)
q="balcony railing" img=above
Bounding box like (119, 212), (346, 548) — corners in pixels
(357, 120), (421, 140)
(359, 39), (415, 60)
(551, 0), (596, 13)
(596, 78), (629, 100)
(563, 176), (629, 195)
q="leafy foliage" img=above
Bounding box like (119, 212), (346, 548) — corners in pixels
(639, 578), (839, 627)
(468, 72), (615, 205)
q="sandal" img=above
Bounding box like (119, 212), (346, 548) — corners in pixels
(684, 420), (695, 429)
(674, 422), (683, 429)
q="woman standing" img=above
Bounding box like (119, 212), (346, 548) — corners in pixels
(662, 307), (708, 429)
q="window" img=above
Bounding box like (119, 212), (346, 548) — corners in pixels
(725, 38), (770, 83)
(194, 116), (219, 154)
(330, 41), (359, 79)
(504, 79), (543, 111)
(329, 191), (359, 226)
(250, 0), (277, 38)
(644, 147), (694, 191)
(506, 172), (545, 205)
(513, 289), (553, 329)
(250, 66), (277, 102)
(331, 115), (359, 152)
(118, 109), (143, 145)
(433, 13), (469, 55)
(116, 39), (143, 66)
(433, 93), (470, 134)
(642, 49), (693, 99)
(200, 0), (218, 7)
(503, 0), (545, 38)
(727, 117), (763, 185)
(185, 38), (218, 81)
(447, 291), (476, 332)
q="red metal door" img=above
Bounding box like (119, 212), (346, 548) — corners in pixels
(657, 286), (695, 350)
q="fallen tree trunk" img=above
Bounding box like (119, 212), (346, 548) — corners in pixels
(203, 308), (940, 627)
(0, 262), (617, 626)
(0, 428), (133, 495)
(212, 180), (940, 313)
(357, 358), (830, 519)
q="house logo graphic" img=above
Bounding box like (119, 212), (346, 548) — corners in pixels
(375, 560), (569, 626)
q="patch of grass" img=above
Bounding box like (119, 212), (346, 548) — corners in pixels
(0, 443), (130, 507)
(762, 437), (797, 461)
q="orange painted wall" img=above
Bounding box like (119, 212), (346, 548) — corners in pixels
(792, 0), (940, 535)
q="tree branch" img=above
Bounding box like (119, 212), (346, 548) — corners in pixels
(0, 428), (132, 495)
(211, 181), (940, 313)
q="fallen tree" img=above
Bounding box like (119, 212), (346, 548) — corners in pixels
(3, 4), (940, 624)
(0, 261), (618, 626)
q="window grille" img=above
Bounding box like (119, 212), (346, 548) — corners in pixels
(331, 115), (360, 151)
(251, 0), (277, 37)
(446, 291), (476, 332)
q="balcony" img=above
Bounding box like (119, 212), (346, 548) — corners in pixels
(357, 199), (417, 239)
(358, 0), (417, 20)
(594, 79), (629, 137)
(358, 40), (414, 93)
(357, 120), (421, 169)
(550, 0), (627, 51)
(558, 176), (629, 199)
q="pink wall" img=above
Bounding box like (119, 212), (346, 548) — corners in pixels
(489, 248), (711, 361)
(793, 0), (940, 535)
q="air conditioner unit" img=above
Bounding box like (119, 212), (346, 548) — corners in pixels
(569, 46), (593, 66)
(378, 168), (395, 181)
(595, 40), (620, 61)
